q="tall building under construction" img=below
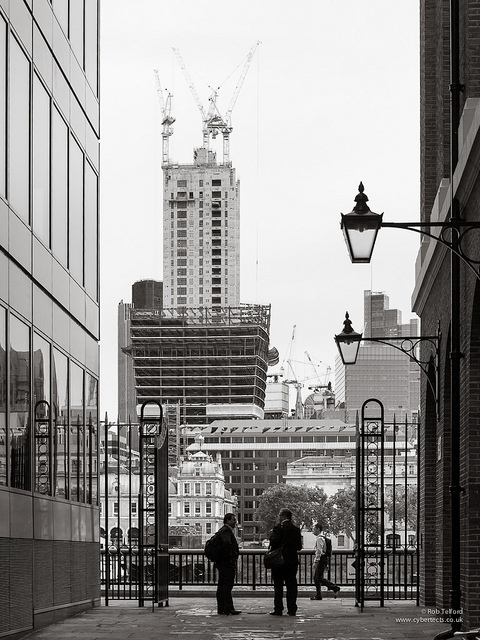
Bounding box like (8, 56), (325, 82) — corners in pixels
(118, 48), (273, 425)
(163, 147), (240, 309)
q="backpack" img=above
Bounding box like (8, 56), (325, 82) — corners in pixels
(324, 536), (332, 558)
(320, 534), (332, 558)
(204, 531), (223, 562)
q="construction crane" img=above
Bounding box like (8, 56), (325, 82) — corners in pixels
(154, 70), (175, 165)
(172, 41), (260, 163)
(305, 351), (332, 392)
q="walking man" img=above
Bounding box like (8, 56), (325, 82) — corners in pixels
(310, 522), (340, 600)
(269, 508), (303, 616)
(215, 513), (241, 615)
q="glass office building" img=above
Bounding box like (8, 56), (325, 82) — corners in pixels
(0, 2), (100, 636)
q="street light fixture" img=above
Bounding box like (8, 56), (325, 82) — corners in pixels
(334, 312), (362, 365)
(340, 182), (383, 263)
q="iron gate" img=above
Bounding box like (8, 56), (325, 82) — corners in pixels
(100, 401), (169, 607)
(355, 399), (419, 609)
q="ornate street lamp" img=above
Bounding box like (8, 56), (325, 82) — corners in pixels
(334, 312), (362, 364)
(340, 182), (383, 263)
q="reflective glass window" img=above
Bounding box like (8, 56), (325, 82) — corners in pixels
(69, 0), (84, 68)
(33, 333), (51, 494)
(85, 162), (98, 299)
(85, 372), (97, 504)
(53, 347), (68, 497)
(33, 75), (51, 245)
(69, 136), (84, 283)
(52, 0), (69, 35)
(8, 37), (30, 222)
(0, 18), (6, 197)
(9, 316), (30, 490)
(51, 107), (68, 265)
(84, 0), (98, 95)
(70, 362), (84, 502)
(0, 308), (6, 485)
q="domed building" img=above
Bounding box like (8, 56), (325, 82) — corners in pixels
(168, 442), (237, 545)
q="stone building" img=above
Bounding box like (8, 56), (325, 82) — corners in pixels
(168, 448), (237, 545)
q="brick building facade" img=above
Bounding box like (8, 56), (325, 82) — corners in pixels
(414, 0), (480, 627)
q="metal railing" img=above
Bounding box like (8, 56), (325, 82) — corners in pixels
(101, 548), (418, 601)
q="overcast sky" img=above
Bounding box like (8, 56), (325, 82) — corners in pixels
(99, 0), (420, 417)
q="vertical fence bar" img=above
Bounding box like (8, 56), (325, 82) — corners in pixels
(104, 417), (109, 606)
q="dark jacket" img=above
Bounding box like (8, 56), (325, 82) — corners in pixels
(216, 524), (239, 567)
(269, 519), (302, 567)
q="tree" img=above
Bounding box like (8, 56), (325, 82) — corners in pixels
(384, 484), (417, 530)
(327, 486), (356, 541)
(254, 484), (330, 536)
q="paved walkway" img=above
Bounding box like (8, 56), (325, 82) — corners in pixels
(24, 596), (449, 640)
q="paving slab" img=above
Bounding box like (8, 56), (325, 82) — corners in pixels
(24, 597), (449, 640)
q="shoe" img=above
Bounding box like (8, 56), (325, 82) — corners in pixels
(229, 610), (241, 615)
(269, 611), (282, 616)
(287, 612), (297, 616)
(310, 596), (322, 600)
(333, 587), (340, 599)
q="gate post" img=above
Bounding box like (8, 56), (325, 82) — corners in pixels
(357, 399), (385, 609)
(139, 401), (168, 608)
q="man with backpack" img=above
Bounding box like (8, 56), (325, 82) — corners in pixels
(206, 513), (240, 615)
(310, 522), (340, 600)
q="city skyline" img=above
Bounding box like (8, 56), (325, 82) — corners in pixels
(100, 1), (420, 417)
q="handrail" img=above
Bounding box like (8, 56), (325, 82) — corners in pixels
(100, 548), (418, 600)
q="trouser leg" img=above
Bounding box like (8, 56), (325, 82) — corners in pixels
(216, 563), (235, 612)
(272, 567), (284, 612)
(284, 565), (298, 614)
(313, 564), (322, 597)
(319, 557), (338, 591)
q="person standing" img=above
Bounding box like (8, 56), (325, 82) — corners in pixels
(215, 513), (241, 615)
(269, 508), (303, 616)
(310, 522), (340, 600)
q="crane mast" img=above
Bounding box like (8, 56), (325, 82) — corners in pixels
(154, 69), (175, 165)
(173, 42), (260, 163)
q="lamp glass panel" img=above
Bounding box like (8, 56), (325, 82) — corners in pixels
(344, 227), (378, 263)
(338, 339), (361, 364)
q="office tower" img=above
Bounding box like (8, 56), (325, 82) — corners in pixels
(118, 280), (163, 423)
(0, 3), (100, 635)
(364, 290), (415, 338)
(130, 304), (271, 426)
(335, 290), (420, 423)
(163, 148), (240, 309)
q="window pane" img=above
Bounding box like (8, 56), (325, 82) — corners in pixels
(0, 308), (6, 485)
(9, 316), (30, 490)
(70, 362), (84, 502)
(84, 0), (98, 94)
(52, 0), (69, 35)
(0, 17), (6, 197)
(53, 348), (68, 497)
(84, 162), (98, 299)
(85, 372), (97, 504)
(33, 75), (51, 245)
(69, 0), (84, 67)
(33, 333), (51, 494)
(51, 107), (68, 265)
(69, 136), (84, 283)
(8, 38), (30, 221)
